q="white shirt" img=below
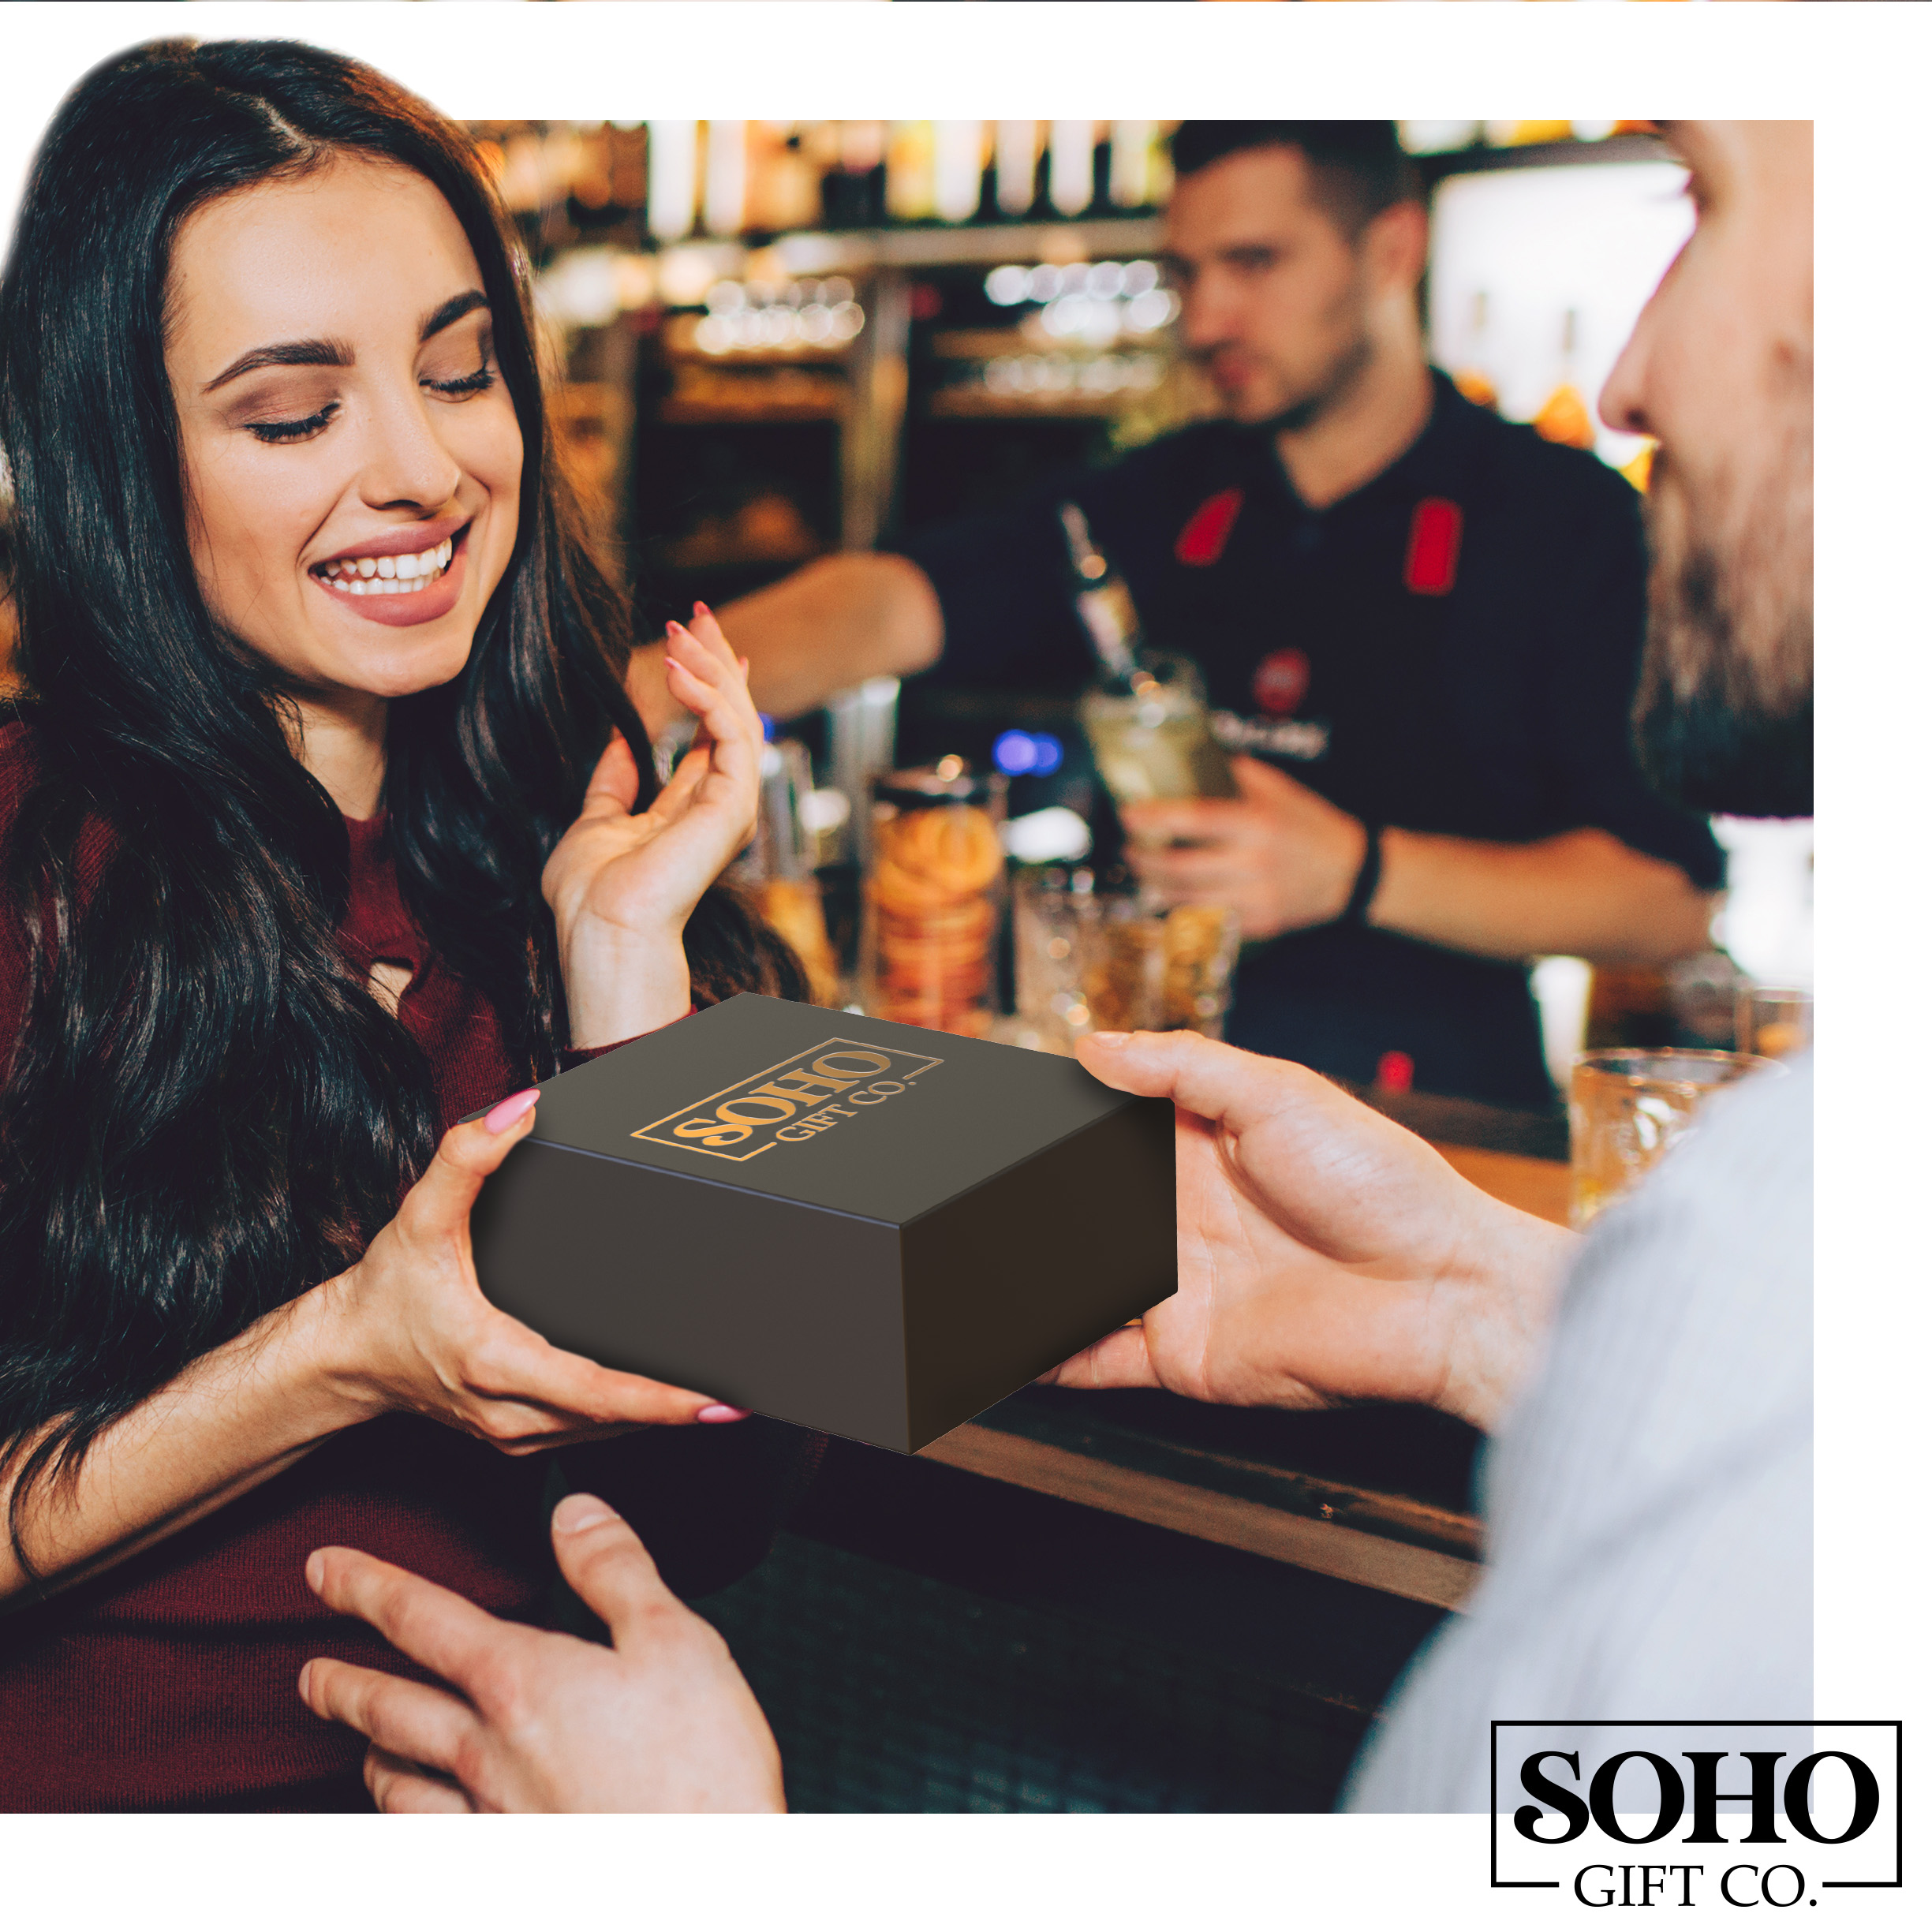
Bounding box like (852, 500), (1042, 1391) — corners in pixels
(1347, 1055), (1813, 1812)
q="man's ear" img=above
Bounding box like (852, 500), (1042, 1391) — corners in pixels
(1365, 200), (1430, 302)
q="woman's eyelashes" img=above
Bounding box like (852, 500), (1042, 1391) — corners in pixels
(241, 362), (497, 444)
(246, 401), (339, 446)
(424, 361), (497, 398)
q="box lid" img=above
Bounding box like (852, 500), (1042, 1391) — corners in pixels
(521, 995), (1145, 1226)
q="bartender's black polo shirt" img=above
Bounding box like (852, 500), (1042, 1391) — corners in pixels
(895, 370), (1725, 1111)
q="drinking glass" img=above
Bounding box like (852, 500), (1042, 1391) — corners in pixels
(1568, 1048), (1781, 1231)
(1012, 873), (1239, 1048)
(1735, 985), (1813, 1060)
(1082, 893), (1240, 1039)
(1011, 867), (1097, 1052)
(1077, 653), (1238, 806)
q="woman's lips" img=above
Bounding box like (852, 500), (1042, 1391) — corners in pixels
(312, 524), (470, 628)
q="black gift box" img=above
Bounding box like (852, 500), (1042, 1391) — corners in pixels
(470, 994), (1175, 1453)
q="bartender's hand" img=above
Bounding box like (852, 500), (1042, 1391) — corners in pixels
(1122, 756), (1369, 941)
(544, 605), (760, 1046)
(1041, 1031), (1575, 1433)
(301, 1494), (785, 1813)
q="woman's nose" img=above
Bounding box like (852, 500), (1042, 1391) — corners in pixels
(359, 387), (464, 512)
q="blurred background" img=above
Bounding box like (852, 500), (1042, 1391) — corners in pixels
(443, 117), (1810, 1076)
(0, 116), (1814, 1070)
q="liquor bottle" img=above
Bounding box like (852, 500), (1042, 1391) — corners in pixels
(1048, 121), (1096, 218)
(994, 121), (1041, 219)
(647, 121), (699, 243)
(886, 121), (937, 223)
(1061, 503), (1239, 805)
(1534, 309), (1596, 450)
(1107, 121), (1160, 209)
(822, 121), (887, 230)
(934, 121), (985, 225)
(745, 123), (822, 235)
(702, 121), (747, 238)
(1452, 290), (1500, 413)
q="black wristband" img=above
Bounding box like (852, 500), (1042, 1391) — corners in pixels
(1339, 824), (1384, 927)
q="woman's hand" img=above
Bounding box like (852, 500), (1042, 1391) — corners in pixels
(319, 1090), (745, 1451)
(543, 606), (762, 1047)
(1039, 1031), (1576, 1433)
(300, 1493), (785, 1813)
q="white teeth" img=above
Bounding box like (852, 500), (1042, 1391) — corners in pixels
(318, 533), (458, 592)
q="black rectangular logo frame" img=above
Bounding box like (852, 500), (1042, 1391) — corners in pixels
(1489, 1719), (1903, 1890)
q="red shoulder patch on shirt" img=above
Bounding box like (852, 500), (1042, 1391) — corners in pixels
(1175, 488), (1245, 567)
(1403, 498), (1463, 596)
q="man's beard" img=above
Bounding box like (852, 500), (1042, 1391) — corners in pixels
(1633, 432), (1813, 820)
(1196, 257), (1377, 438)
(1254, 326), (1376, 438)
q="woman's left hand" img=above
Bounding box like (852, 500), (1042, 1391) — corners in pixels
(543, 607), (761, 1046)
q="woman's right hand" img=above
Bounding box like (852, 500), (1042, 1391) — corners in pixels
(318, 1089), (741, 1451)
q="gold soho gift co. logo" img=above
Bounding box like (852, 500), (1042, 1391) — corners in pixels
(632, 1039), (944, 1162)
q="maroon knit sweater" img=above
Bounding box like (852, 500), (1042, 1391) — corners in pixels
(0, 722), (688, 1810)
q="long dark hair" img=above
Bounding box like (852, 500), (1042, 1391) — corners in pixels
(0, 39), (805, 1571)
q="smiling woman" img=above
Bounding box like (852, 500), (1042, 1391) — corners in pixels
(0, 38), (810, 1811)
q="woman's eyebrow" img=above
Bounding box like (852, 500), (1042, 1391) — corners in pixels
(200, 293), (487, 394)
(420, 289), (488, 343)
(203, 336), (352, 394)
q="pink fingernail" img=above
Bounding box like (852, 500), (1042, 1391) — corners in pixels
(693, 600), (712, 618)
(484, 1089), (540, 1134)
(1085, 1032), (1130, 1046)
(697, 1403), (749, 1423)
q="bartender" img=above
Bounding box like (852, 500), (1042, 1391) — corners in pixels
(630, 121), (1722, 1110)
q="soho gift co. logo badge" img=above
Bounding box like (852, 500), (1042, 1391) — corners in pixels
(1492, 1722), (1902, 1908)
(632, 1039), (943, 1162)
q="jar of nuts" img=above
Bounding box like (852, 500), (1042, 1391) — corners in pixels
(862, 760), (1007, 1037)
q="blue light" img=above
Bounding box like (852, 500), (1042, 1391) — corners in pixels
(992, 731), (1066, 777)
(992, 730), (1036, 775)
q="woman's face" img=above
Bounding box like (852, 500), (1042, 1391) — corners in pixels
(166, 155), (522, 704)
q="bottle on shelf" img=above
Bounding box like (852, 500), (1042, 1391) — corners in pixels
(1060, 503), (1239, 805)
(1106, 121), (1160, 209)
(822, 121), (887, 230)
(1452, 290), (1500, 413)
(1048, 121), (1096, 219)
(934, 121), (986, 225)
(745, 123), (823, 236)
(994, 121), (1041, 219)
(646, 121), (700, 243)
(886, 121), (937, 224)
(702, 121), (747, 238)
(1534, 308), (1596, 450)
